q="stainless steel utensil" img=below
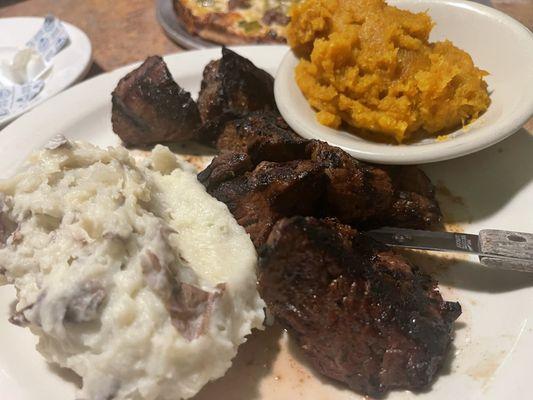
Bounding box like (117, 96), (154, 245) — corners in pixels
(366, 228), (533, 272)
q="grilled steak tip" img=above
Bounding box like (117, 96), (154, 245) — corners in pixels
(111, 55), (202, 146)
(258, 216), (460, 396)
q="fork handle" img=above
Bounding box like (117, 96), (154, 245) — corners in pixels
(479, 229), (533, 272)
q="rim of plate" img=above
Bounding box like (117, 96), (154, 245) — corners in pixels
(274, 0), (533, 165)
(0, 17), (93, 126)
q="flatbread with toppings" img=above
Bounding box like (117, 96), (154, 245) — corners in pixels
(174, 0), (294, 44)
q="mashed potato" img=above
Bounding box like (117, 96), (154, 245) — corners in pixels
(288, 0), (490, 143)
(0, 137), (265, 400)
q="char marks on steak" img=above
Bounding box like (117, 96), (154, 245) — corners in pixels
(109, 48), (459, 397)
(199, 130), (442, 246)
(259, 217), (461, 396)
(197, 48), (277, 143)
(214, 111), (308, 162)
(198, 152), (254, 191)
(193, 53), (440, 233)
(307, 141), (441, 229)
(201, 159), (326, 247)
(111, 56), (201, 146)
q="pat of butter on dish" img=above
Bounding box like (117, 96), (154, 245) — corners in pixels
(0, 48), (48, 85)
(0, 15), (69, 118)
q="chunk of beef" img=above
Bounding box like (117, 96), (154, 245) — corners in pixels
(383, 166), (442, 227)
(385, 165), (437, 198)
(197, 152), (253, 191)
(196, 48), (277, 129)
(197, 58), (224, 124)
(200, 138), (441, 246)
(388, 191), (442, 228)
(307, 141), (441, 229)
(200, 161), (326, 247)
(111, 56), (201, 146)
(258, 216), (461, 396)
(214, 111), (308, 162)
(306, 141), (395, 225)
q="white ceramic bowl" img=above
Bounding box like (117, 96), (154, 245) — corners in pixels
(275, 0), (533, 164)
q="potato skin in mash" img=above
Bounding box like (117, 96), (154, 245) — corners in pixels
(0, 139), (265, 400)
(288, 0), (490, 143)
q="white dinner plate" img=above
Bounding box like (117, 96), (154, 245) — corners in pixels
(0, 45), (532, 400)
(0, 17), (92, 127)
(275, 0), (533, 164)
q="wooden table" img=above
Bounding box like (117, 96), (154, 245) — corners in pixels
(0, 0), (531, 130)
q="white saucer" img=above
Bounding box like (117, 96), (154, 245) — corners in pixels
(0, 17), (92, 128)
(275, 0), (533, 164)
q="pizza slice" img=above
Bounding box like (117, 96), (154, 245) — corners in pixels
(174, 0), (294, 44)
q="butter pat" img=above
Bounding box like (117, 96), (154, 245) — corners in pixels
(0, 48), (48, 85)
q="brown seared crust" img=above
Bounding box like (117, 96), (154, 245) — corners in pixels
(384, 165), (437, 198)
(199, 160), (326, 247)
(111, 56), (202, 146)
(197, 59), (224, 123)
(258, 216), (461, 396)
(306, 141), (442, 229)
(197, 151), (253, 191)
(199, 130), (442, 246)
(306, 141), (396, 226)
(173, 0), (286, 45)
(214, 111), (308, 162)
(197, 48), (277, 131)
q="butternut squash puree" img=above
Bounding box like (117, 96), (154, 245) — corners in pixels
(287, 0), (490, 143)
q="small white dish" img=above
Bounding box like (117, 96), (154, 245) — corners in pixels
(275, 0), (533, 164)
(0, 17), (92, 128)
